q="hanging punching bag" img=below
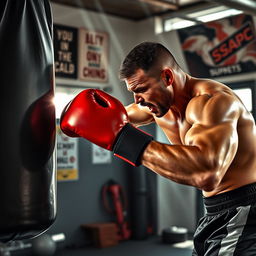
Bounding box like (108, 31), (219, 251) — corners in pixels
(0, 0), (56, 242)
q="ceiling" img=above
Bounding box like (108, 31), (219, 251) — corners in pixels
(50, 0), (256, 22)
(50, 0), (209, 21)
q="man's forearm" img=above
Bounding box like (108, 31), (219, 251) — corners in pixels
(141, 141), (220, 191)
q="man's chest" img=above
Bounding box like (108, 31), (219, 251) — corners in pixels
(155, 111), (191, 144)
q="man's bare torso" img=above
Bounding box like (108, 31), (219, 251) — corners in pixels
(155, 79), (256, 196)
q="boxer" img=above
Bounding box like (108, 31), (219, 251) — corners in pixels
(61, 42), (256, 255)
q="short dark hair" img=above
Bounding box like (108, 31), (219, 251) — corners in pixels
(119, 42), (176, 80)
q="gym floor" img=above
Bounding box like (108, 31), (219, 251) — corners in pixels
(55, 236), (193, 256)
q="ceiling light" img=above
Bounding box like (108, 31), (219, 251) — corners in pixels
(187, 5), (228, 19)
(195, 8), (243, 23)
(164, 17), (196, 31)
(161, 5), (244, 32)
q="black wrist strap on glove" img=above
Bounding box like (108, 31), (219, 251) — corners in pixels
(113, 123), (153, 167)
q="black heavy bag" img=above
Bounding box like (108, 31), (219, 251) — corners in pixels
(0, 0), (56, 242)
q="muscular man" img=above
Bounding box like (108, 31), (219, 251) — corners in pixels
(122, 42), (256, 196)
(120, 42), (256, 255)
(60, 42), (256, 255)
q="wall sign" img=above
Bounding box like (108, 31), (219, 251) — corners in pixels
(57, 125), (79, 181)
(54, 24), (78, 79)
(178, 14), (256, 78)
(78, 28), (109, 83)
(92, 144), (111, 164)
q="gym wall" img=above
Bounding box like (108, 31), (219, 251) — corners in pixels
(48, 2), (256, 248)
(132, 13), (256, 235)
(49, 4), (160, 248)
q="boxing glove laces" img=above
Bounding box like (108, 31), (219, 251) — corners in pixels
(60, 89), (153, 166)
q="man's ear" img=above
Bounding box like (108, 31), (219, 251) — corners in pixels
(161, 69), (174, 86)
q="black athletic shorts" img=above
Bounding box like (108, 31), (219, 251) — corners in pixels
(192, 183), (256, 256)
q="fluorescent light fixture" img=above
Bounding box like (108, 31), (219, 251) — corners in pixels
(195, 8), (243, 23)
(163, 5), (243, 32)
(164, 17), (196, 31)
(187, 5), (243, 23)
(155, 16), (164, 34)
(188, 5), (228, 19)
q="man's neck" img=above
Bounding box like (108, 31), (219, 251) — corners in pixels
(171, 72), (192, 117)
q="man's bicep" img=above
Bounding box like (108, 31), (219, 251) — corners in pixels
(189, 123), (238, 176)
(186, 93), (240, 147)
(126, 103), (154, 127)
(185, 122), (238, 154)
(185, 95), (240, 173)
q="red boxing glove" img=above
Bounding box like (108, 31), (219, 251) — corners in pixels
(60, 89), (153, 166)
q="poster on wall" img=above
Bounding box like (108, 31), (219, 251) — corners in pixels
(53, 24), (78, 79)
(78, 28), (109, 83)
(177, 14), (256, 78)
(92, 144), (111, 164)
(57, 124), (79, 181)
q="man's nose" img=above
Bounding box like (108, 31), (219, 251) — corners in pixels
(134, 94), (143, 105)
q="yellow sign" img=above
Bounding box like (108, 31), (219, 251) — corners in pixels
(57, 169), (78, 181)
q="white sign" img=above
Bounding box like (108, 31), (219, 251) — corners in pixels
(92, 144), (111, 164)
(78, 28), (109, 83)
(57, 125), (79, 181)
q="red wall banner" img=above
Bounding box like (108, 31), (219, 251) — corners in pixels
(178, 14), (256, 78)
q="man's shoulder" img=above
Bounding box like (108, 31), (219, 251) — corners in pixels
(186, 91), (239, 125)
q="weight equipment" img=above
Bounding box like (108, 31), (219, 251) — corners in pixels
(31, 234), (56, 256)
(162, 226), (188, 244)
(0, 233), (65, 256)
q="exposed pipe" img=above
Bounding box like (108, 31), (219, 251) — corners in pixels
(206, 0), (256, 16)
(138, 0), (178, 10)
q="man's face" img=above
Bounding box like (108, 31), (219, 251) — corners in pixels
(125, 69), (172, 118)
